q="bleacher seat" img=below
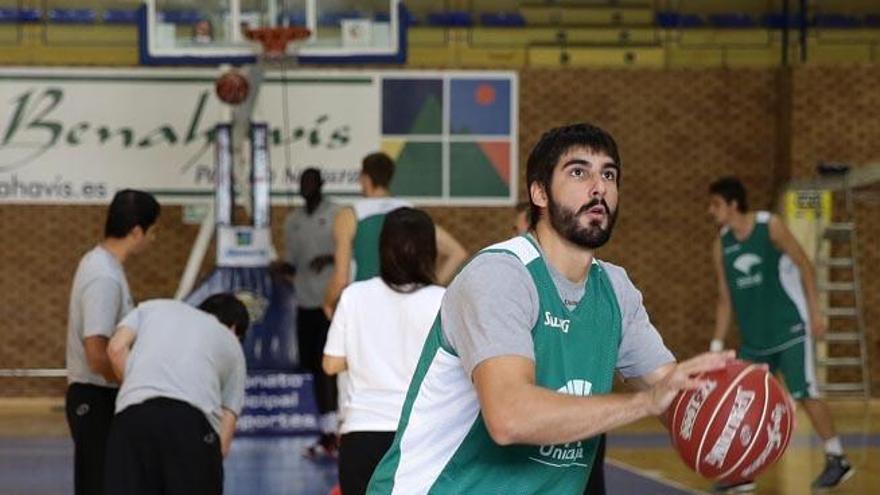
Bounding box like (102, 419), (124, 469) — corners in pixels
(158, 10), (202, 25)
(655, 12), (679, 28)
(813, 14), (861, 28)
(0, 8), (16, 23)
(763, 13), (805, 29)
(1, 8), (41, 22)
(708, 13), (756, 29)
(48, 9), (97, 24)
(480, 12), (525, 27)
(427, 11), (473, 27)
(103, 9), (140, 25)
(656, 12), (705, 29)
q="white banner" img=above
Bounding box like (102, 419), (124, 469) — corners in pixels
(0, 67), (518, 205)
(0, 67), (378, 204)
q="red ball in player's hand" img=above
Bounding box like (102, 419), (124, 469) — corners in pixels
(669, 359), (794, 484)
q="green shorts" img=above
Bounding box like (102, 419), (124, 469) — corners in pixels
(739, 337), (820, 400)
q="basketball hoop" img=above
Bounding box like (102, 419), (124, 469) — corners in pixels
(245, 26), (311, 59)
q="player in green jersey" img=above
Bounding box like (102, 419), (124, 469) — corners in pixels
(366, 123), (733, 494)
(323, 152), (467, 317)
(709, 177), (853, 492)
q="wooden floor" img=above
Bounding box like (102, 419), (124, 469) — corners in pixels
(0, 397), (877, 494)
(610, 399), (879, 494)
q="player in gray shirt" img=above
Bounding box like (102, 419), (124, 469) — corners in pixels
(104, 294), (249, 495)
(65, 189), (160, 495)
(282, 168), (342, 457)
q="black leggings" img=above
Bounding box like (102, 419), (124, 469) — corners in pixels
(297, 307), (338, 415)
(296, 308), (337, 414)
(338, 431), (396, 495)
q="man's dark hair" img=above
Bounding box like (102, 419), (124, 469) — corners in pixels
(379, 207), (437, 293)
(709, 176), (749, 213)
(362, 152), (395, 189)
(526, 123), (621, 228)
(104, 189), (161, 238)
(198, 293), (251, 339)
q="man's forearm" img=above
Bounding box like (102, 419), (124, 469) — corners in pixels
(713, 300), (731, 342)
(108, 347), (128, 382)
(485, 385), (653, 446)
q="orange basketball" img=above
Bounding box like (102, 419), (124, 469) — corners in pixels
(215, 70), (249, 105)
(669, 359), (795, 484)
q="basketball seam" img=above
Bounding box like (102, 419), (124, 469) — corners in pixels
(695, 363), (758, 476)
(716, 369), (769, 481)
(770, 392), (795, 467)
(670, 387), (687, 454)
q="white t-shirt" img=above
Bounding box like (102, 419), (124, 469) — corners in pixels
(324, 277), (444, 434)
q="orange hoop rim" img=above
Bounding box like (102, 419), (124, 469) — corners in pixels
(245, 26), (311, 58)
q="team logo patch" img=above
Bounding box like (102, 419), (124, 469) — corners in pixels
(75, 403), (90, 416)
(732, 254), (763, 288)
(529, 379), (594, 468)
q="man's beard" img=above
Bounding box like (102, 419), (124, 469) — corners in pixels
(547, 194), (618, 249)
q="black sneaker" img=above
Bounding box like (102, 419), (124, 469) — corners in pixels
(812, 454), (854, 489)
(712, 480), (756, 493)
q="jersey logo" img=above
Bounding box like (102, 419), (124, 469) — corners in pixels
(543, 312), (570, 333)
(732, 254), (763, 289)
(530, 379), (593, 468)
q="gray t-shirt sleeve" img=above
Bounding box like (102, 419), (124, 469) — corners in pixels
(82, 277), (124, 339)
(117, 304), (143, 335)
(602, 262), (676, 378)
(221, 346), (247, 416)
(441, 253), (538, 377)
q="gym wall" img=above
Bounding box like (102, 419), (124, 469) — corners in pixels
(1, 66), (878, 396)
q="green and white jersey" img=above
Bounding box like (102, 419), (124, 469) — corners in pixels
(352, 197), (412, 282)
(721, 211), (808, 353)
(368, 235), (674, 494)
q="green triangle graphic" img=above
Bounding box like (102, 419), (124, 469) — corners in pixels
(390, 142), (443, 197)
(410, 95), (443, 134)
(450, 143), (509, 197)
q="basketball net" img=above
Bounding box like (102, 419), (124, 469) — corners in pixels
(226, 27), (311, 221)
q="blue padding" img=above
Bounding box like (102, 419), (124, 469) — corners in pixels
(48, 9), (96, 24)
(103, 9), (139, 24)
(708, 13), (756, 28)
(278, 12), (306, 26)
(763, 13), (806, 29)
(318, 10), (364, 26)
(480, 12), (526, 27)
(427, 11), (473, 27)
(813, 14), (861, 28)
(159, 9), (202, 25)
